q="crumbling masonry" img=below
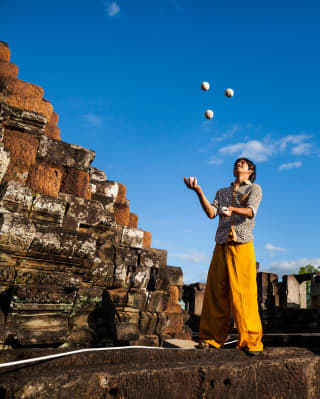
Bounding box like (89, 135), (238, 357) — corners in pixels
(0, 41), (190, 348)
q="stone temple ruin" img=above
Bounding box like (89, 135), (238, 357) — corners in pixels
(0, 40), (191, 349)
(1, 40), (320, 399)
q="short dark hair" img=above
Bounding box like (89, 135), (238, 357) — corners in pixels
(234, 158), (256, 183)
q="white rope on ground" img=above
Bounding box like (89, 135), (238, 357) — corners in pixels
(0, 340), (239, 369)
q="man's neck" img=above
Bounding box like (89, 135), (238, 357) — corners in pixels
(234, 174), (250, 185)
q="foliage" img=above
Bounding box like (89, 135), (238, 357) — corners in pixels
(298, 264), (320, 274)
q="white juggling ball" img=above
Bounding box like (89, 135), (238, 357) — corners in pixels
(189, 177), (197, 185)
(204, 109), (214, 119)
(201, 81), (210, 91)
(225, 88), (234, 98)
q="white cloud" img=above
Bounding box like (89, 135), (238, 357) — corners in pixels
(83, 113), (103, 128)
(291, 143), (312, 155)
(217, 133), (314, 163)
(170, 251), (209, 264)
(279, 161), (302, 171)
(278, 134), (312, 151)
(219, 140), (275, 162)
(106, 2), (120, 17)
(267, 257), (320, 276)
(265, 243), (287, 252)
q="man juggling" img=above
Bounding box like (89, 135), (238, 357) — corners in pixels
(184, 158), (263, 355)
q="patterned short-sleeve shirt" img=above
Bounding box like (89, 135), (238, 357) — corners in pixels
(211, 180), (262, 244)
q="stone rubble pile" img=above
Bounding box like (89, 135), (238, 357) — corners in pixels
(0, 41), (191, 348)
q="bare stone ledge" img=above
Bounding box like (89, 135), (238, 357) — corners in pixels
(0, 347), (319, 398)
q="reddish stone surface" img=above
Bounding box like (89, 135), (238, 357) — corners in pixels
(60, 167), (91, 200)
(165, 286), (182, 313)
(1, 77), (44, 98)
(3, 129), (39, 166)
(27, 162), (63, 197)
(116, 183), (126, 204)
(129, 212), (138, 228)
(0, 61), (19, 79)
(143, 231), (152, 248)
(5, 96), (53, 120)
(45, 126), (61, 140)
(114, 203), (130, 226)
(45, 112), (61, 140)
(0, 42), (10, 62)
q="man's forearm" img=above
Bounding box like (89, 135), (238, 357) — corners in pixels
(230, 206), (253, 218)
(196, 188), (216, 219)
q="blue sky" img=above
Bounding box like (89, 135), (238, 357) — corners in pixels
(2, 0), (320, 283)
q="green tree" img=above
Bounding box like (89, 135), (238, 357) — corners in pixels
(298, 264), (320, 274)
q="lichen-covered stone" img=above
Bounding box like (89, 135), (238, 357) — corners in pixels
(167, 266), (183, 287)
(0, 144), (11, 183)
(121, 227), (144, 249)
(37, 136), (95, 171)
(89, 166), (106, 183)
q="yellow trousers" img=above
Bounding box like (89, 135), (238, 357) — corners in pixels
(199, 236), (263, 351)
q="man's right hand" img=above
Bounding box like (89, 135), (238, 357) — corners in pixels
(184, 177), (201, 193)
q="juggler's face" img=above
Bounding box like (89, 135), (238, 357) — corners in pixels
(233, 159), (253, 179)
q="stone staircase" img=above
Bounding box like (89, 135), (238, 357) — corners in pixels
(0, 40), (190, 348)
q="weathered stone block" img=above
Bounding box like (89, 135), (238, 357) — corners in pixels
(37, 136), (95, 171)
(127, 265), (151, 289)
(5, 311), (69, 345)
(146, 290), (170, 312)
(113, 246), (138, 288)
(139, 312), (158, 334)
(167, 266), (183, 286)
(114, 202), (130, 226)
(71, 286), (103, 316)
(143, 231), (152, 248)
(116, 183), (126, 204)
(95, 225), (123, 246)
(59, 192), (107, 229)
(89, 166), (106, 183)
(127, 289), (147, 311)
(28, 224), (96, 263)
(92, 180), (119, 199)
(129, 212), (138, 228)
(0, 61), (19, 79)
(165, 286), (182, 313)
(86, 258), (114, 288)
(140, 248), (167, 269)
(90, 193), (114, 214)
(3, 129), (39, 166)
(0, 181), (66, 223)
(115, 311), (140, 341)
(27, 162), (63, 198)
(156, 312), (184, 336)
(60, 167), (91, 200)
(107, 288), (128, 307)
(0, 42), (10, 62)
(15, 267), (82, 288)
(283, 275), (300, 309)
(0, 144), (10, 183)
(5, 96), (53, 121)
(121, 227), (143, 248)
(130, 334), (159, 347)
(1, 78), (44, 99)
(2, 158), (29, 184)
(12, 285), (76, 304)
(0, 213), (36, 253)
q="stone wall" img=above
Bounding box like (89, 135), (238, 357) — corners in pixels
(0, 41), (191, 348)
(183, 271), (320, 335)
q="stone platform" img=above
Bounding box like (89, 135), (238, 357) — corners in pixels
(0, 347), (319, 398)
